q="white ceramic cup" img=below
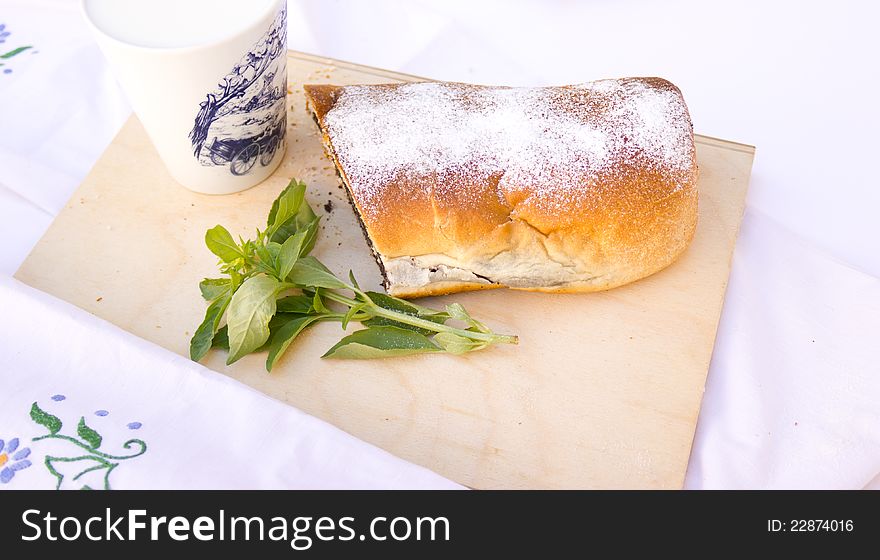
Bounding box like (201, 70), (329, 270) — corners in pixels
(82, 0), (288, 194)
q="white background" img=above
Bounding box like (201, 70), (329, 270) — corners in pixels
(1, 0), (878, 488)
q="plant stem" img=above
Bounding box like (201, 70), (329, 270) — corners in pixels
(321, 289), (518, 345)
(32, 434), (147, 460)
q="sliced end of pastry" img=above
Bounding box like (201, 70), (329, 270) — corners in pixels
(304, 79), (698, 298)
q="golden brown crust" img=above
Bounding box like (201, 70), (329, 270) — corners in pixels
(389, 281), (503, 299)
(303, 79), (698, 298)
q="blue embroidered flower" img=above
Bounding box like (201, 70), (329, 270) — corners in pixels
(0, 437), (33, 483)
(0, 24), (10, 44)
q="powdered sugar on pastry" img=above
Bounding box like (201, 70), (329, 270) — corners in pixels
(321, 78), (695, 217)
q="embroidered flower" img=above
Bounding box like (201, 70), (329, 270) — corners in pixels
(0, 438), (33, 483)
(0, 24), (10, 44)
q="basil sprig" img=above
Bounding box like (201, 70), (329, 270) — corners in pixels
(190, 179), (518, 371)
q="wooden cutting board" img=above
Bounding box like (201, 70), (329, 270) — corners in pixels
(15, 51), (755, 489)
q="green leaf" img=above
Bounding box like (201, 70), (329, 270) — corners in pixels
(446, 303), (490, 333)
(267, 180), (306, 235)
(266, 241), (282, 263)
(266, 315), (323, 371)
(433, 332), (488, 355)
(212, 325), (229, 349)
(445, 303), (471, 322)
(240, 239), (257, 260)
(276, 294), (313, 314)
(199, 278), (231, 301)
(77, 417), (103, 449)
(205, 225), (241, 262)
(341, 302), (366, 330)
(311, 288), (329, 313)
(288, 256), (347, 289)
(270, 191), (319, 247)
(255, 243), (276, 273)
(190, 291), (232, 361)
(296, 214), (321, 256)
(268, 312), (301, 331)
(368, 292), (448, 318)
(226, 275), (281, 364)
(322, 326), (440, 359)
(30, 402), (62, 435)
(193, 177), (516, 365)
(363, 291), (449, 335)
(276, 230), (307, 281)
(216, 315), (293, 352)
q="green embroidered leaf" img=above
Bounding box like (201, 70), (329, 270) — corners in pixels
(225, 275), (280, 364)
(1, 46), (32, 59)
(190, 291), (232, 361)
(77, 417), (103, 449)
(322, 326), (440, 359)
(30, 402), (62, 435)
(199, 278), (231, 301)
(433, 332), (489, 355)
(266, 315), (323, 371)
(205, 225), (241, 263)
(288, 256), (347, 289)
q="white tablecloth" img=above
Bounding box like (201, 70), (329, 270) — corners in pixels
(1, 0), (878, 489)
(0, 276), (462, 489)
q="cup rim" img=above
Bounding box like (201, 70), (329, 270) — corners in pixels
(80, 0), (284, 55)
